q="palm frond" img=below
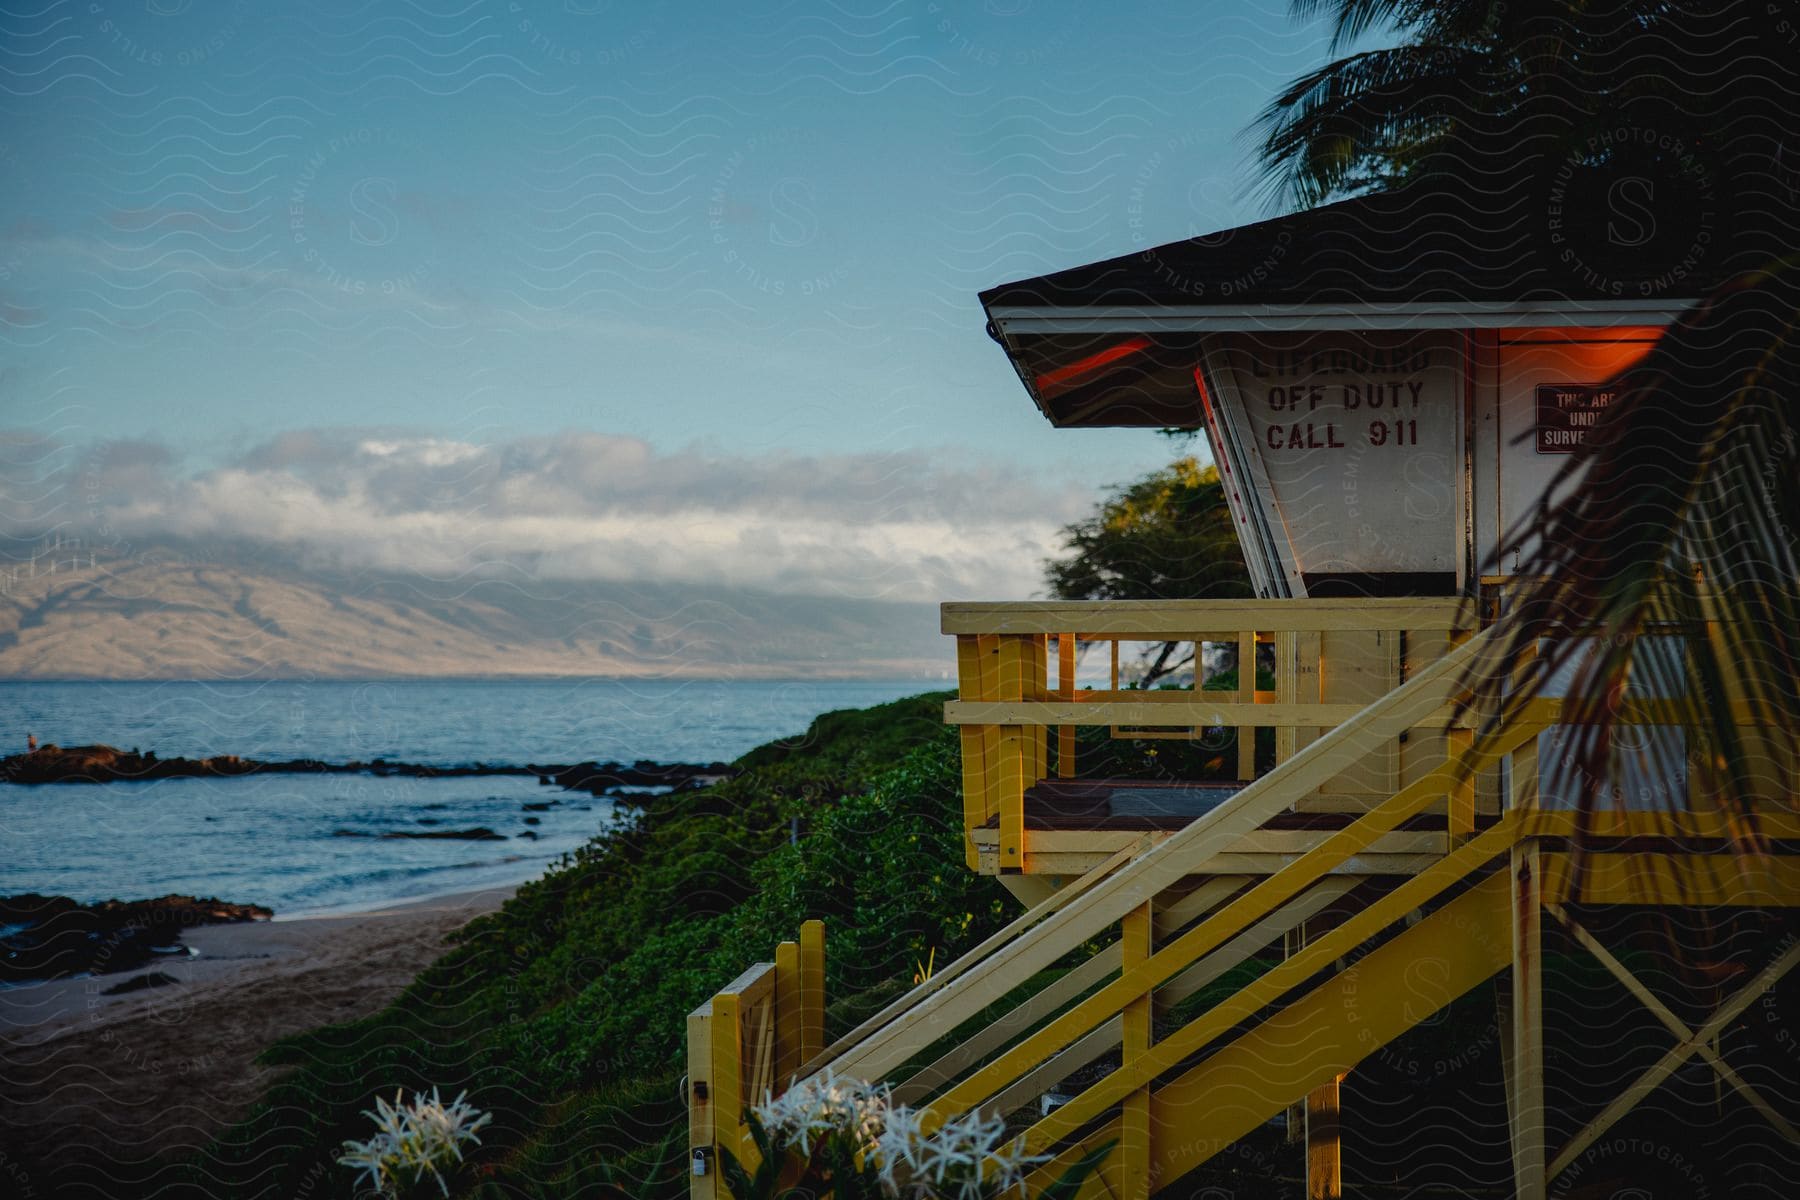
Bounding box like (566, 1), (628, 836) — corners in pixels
(1254, 43), (1493, 207)
(1468, 264), (1800, 842)
(1289, 0), (1421, 52)
(1257, 1), (1766, 209)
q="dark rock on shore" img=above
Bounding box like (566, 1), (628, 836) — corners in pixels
(550, 758), (735, 798)
(0, 893), (272, 984)
(377, 827), (506, 841)
(335, 826), (506, 840)
(102, 970), (180, 995)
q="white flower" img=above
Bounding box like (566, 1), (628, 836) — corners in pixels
(752, 1067), (890, 1156)
(923, 1109), (997, 1197)
(973, 1126), (1044, 1200)
(873, 1103), (1046, 1199)
(872, 1102), (927, 1193)
(338, 1087), (494, 1197)
(752, 1070), (1047, 1199)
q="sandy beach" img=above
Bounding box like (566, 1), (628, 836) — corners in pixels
(0, 885), (514, 1176)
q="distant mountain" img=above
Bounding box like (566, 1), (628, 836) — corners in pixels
(0, 556), (955, 680)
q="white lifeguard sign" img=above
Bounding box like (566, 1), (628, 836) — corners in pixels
(978, 188), (1729, 600)
(1198, 329), (1462, 597)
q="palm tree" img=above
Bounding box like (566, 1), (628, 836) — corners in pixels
(1257, 1), (1796, 214)
(1255, 0), (1800, 822)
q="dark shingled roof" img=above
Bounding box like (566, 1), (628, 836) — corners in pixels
(980, 180), (1772, 311)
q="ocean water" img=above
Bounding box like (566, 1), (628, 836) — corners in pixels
(0, 679), (941, 915)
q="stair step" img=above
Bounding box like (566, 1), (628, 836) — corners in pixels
(1017, 778), (1246, 829)
(1108, 787), (1239, 819)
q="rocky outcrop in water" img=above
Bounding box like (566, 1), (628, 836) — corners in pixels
(0, 893), (273, 983)
(0, 743), (541, 785)
(332, 827), (508, 841)
(0, 743), (736, 798)
(549, 758), (734, 797)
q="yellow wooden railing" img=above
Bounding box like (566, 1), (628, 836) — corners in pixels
(943, 597), (1468, 870)
(687, 920), (825, 1194)
(1011, 735), (1800, 1198)
(691, 612), (1800, 1198)
(818, 628), (1497, 1093)
(791, 627), (1794, 1197)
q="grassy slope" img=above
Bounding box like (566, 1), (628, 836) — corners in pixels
(182, 691), (1011, 1199)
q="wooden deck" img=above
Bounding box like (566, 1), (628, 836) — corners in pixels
(946, 597), (1473, 875)
(1001, 776), (1473, 832)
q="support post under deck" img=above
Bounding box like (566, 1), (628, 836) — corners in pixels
(1509, 840), (1546, 1200)
(1305, 1075), (1343, 1199)
(1121, 901), (1154, 1200)
(1296, 912), (1343, 1199)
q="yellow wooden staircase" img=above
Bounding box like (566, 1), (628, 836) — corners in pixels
(689, 620), (1800, 1198)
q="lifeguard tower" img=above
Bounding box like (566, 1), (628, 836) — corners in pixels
(689, 189), (1799, 1199)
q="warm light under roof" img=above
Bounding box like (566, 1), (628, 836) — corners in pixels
(1032, 336), (1152, 400)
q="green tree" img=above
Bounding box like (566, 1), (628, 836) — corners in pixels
(1044, 456), (1252, 687)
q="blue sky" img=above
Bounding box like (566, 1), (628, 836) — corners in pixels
(0, 0), (1344, 601)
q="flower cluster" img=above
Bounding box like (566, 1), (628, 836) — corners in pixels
(338, 1088), (494, 1198)
(753, 1068), (890, 1156)
(750, 1072), (1044, 1200)
(875, 1106), (1041, 1200)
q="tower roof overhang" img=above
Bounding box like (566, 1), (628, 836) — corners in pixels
(979, 187), (1730, 428)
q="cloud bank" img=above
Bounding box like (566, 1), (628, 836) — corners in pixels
(0, 429), (1094, 601)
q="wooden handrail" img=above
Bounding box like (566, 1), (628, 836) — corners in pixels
(948, 699), (1399, 727)
(976, 876), (1360, 1121)
(904, 699), (1793, 1143)
(688, 921), (824, 1195)
(949, 696), (1772, 732)
(826, 627), (1497, 1084)
(952, 598), (1472, 864)
(1015, 813), (1527, 1154)
(795, 840), (1146, 1081)
(918, 711), (1542, 1134)
(941, 597), (1467, 635)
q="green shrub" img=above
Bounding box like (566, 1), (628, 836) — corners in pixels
(189, 691), (1012, 1199)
